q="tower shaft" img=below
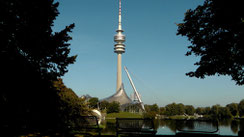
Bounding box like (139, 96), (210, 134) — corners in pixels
(116, 53), (122, 91)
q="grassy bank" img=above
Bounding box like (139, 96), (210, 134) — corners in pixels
(106, 112), (142, 119)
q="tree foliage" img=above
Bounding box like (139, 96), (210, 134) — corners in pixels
(143, 104), (159, 118)
(196, 107), (204, 115)
(239, 99), (244, 117)
(177, 0), (244, 85)
(165, 103), (185, 116)
(176, 103), (185, 115)
(100, 100), (109, 110)
(53, 79), (90, 127)
(226, 103), (239, 117)
(185, 105), (195, 115)
(159, 107), (166, 115)
(88, 97), (99, 109)
(0, 0), (76, 80)
(218, 107), (232, 119)
(144, 99), (244, 119)
(143, 111), (157, 119)
(145, 104), (159, 113)
(0, 0), (79, 133)
(210, 104), (232, 119)
(107, 101), (120, 114)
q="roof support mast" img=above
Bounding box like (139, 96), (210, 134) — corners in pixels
(124, 66), (145, 111)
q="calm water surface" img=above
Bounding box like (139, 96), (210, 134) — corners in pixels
(101, 119), (242, 136)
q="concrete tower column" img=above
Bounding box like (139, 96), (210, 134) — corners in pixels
(116, 53), (122, 91)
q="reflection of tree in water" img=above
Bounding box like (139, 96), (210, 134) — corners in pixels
(184, 121), (194, 130)
(175, 120), (195, 131)
(230, 120), (239, 134)
(164, 120), (177, 132)
(101, 119), (242, 135)
(118, 120), (143, 129)
(117, 119), (155, 130)
(153, 120), (159, 129)
(158, 120), (166, 127)
(219, 119), (232, 127)
(240, 119), (244, 132)
(102, 120), (116, 134)
(161, 120), (219, 133)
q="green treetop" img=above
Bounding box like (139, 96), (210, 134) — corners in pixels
(177, 0), (244, 85)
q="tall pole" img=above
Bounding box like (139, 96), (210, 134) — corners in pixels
(114, 0), (125, 92)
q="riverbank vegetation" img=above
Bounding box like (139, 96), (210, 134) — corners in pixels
(142, 99), (244, 120)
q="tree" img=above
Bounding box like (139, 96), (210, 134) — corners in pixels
(100, 100), (109, 110)
(165, 103), (182, 116)
(145, 104), (159, 113)
(53, 79), (90, 127)
(239, 99), (244, 117)
(0, 0), (76, 80)
(107, 101), (120, 114)
(203, 107), (211, 115)
(0, 0), (77, 133)
(150, 104), (159, 113)
(159, 107), (166, 115)
(218, 107), (232, 119)
(165, 103), (177, 116)
(226, 103), (239, 117)
(177, 0), (244, 85)
(88, 97), (99, 109)
(144, 104), (159, 118)
(196, 107), (204, 115)
(210, 104), (221, 118)
(185, 105), (195, 115)
(176, 103), (185, 115)
(143, 111), (157, 119)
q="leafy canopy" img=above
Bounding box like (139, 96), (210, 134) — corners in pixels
(0, 0), (77, 80)
(0, 0), (79, 131)
(177, 0), (244, 85)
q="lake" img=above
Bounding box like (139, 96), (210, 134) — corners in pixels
(100, 119), (242, 136)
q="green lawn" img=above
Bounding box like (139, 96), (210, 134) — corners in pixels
(106, 112), (142, 119)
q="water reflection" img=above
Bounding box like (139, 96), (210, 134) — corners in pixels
(101, 119), (242, 136)
(231, 120), (239, 134)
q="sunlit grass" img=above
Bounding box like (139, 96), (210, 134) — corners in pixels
(106, 112), (142, 119)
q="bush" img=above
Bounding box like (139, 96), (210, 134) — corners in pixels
(143, 111), (157, 119)
(107, 101), (120, 114)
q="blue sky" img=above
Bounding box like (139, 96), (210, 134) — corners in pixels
(53, 0), (244, 107)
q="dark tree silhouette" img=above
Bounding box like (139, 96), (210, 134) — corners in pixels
(239, 99), (244, 117)
(226, 103), (239, 117)
(0, 0), (78, 135)
(177, 0), (244, 85)
(0, 0), (76, 80)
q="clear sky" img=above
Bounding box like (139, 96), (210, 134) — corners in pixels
(53, 0), (244, 107)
